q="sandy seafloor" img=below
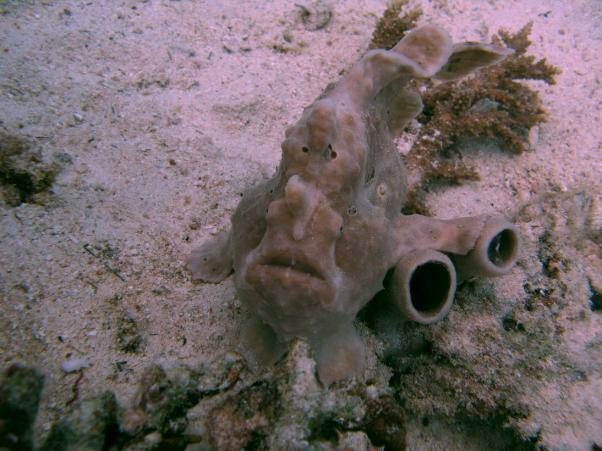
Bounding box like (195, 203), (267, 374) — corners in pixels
(0, 0), (601, 449)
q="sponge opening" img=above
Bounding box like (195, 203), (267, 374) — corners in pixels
(409, 261), (453, 314)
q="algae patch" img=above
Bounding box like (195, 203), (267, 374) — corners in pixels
(0, 132), (60, 207)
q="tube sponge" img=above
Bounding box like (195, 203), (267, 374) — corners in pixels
(391, 249), (456, 324)
(452, 217), (520, 279)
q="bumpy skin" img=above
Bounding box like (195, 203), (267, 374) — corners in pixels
(186, 25), (517, 385)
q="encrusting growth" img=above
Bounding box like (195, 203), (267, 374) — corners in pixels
(369, 0), (422, 50)
(186, 24), (522, 385)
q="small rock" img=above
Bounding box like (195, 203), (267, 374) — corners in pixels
(528, 125), (539, 149)
(365, 384), (379, 400)
(297, 1), (332, 31)
(61, 358), (90, 373)
(54, 152), (73, 164)
(204, 225), (218, 235)
(144, 431), (162, 446)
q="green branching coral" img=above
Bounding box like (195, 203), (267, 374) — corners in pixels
(402, 22), (560, 214)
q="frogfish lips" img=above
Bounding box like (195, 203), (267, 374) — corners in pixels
(244, 255), (336, 309)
